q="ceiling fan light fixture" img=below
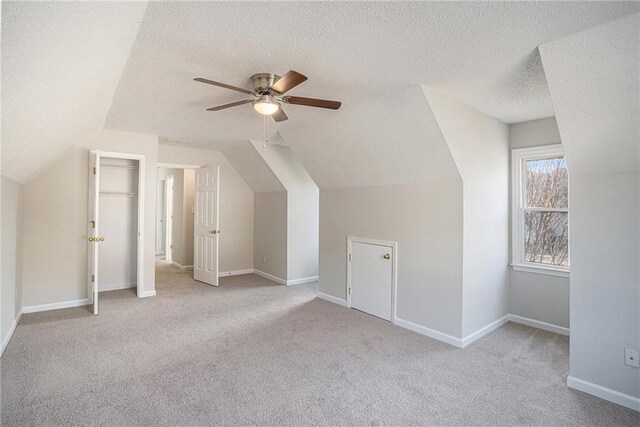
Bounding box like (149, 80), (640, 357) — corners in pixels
(253, 96), (280, 115)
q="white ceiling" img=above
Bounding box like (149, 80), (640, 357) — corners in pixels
(221, 141), (285, 193)
(3, 2), (638, 186)
(540, 13), (639, 174)
(1, 1), (148, 182)
(102, 1), (637, 188)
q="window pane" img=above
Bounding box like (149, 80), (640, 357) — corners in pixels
(525, 157), (568, 208)
(524, 211), (569, 267)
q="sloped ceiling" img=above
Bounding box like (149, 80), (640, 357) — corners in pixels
(102, 1), (637, 189)
(4, 2), (638, 187)
(221, 141), (285, 193)
(1, 1), (148, 183)
(539, 13), (639, 174)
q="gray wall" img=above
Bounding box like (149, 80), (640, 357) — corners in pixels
(319, 182), (464, 338)
(253, 192), (288, 279)
(252, 139), (319, 281)
(570, 171), (639, 398)
(425, 88), (510, 337)
(1, 176), (24, 351)
(508, 117), (569, 328)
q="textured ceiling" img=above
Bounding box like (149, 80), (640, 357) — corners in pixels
(1, 1), (148, 182)
(431, 48), (553, 124)
(540, 13), (639, 174)
(102, 1), (637, 188)
(3, 2), (638, 187)
(221, 141), (285, 193)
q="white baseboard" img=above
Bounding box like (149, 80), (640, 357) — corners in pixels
(219, 269), (254, 277)
(508, 314), (569, 336)
(394, 317), (464, 348)
(22, 298), (89, 314)
(1, 309), (23, 356)
(253, 269), (287, 285)
(99, 282), (136, 292)
(172, 262), (193, 271)
(253, 269), (318, 286)
(317, 292), (347, 306)
(140, 290), (156, 298)
(461, 314), (510, 347)
(567, 375), (640, 412)
(287, 276), (319, 286)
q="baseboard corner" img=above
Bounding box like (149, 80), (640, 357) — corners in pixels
(287, 276), (319, 286)
(171, 262), (194, 271)
(316, 292), (347, 306)
(507, 314), (570, 336)
(1, 309), (23, 357)
(253, 269), (287, 285)
(461, 314), (510, 347)
(393, 317), (464, 348)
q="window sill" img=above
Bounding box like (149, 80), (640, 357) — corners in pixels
(511, 264), (570, 278)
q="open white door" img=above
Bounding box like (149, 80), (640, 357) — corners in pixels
(194, 166), (220, 286)
(87, 150), (100, 314)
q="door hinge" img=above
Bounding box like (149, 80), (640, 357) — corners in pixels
(91, 274), (95, 282)
(349, 253), (352, 262)
(93, 166), (96, 175)
(348, 287), (351, 295)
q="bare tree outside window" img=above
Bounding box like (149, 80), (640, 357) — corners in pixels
(522, 157), (569, 266)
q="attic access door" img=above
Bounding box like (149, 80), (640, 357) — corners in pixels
(87, 150), (145, 314)
(194, 166), (220, 286)
(347, 236), (397, 322)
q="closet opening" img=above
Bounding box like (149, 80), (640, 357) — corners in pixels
(88, 150), (145, 315)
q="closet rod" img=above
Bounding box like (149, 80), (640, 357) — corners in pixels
(99, 191), (138, 197)
(100, 164), (138, 170)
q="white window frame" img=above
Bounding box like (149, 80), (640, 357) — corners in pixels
(511, 144), (569, 278)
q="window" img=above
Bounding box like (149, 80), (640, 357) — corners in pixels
(512, 144), (569, 277)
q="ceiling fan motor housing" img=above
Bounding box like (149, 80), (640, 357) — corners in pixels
(251, 73), (280, 94)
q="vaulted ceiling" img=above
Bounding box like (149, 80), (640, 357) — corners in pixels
(1, 1), (147, 182)
(2, 2), (638, 186)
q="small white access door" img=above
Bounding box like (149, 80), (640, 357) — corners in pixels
(347, 237), (397, 321)
(87, 151), (101, 314)
(194, 166), (220, 286)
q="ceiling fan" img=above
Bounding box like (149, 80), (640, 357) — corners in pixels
(194, 70), (341, 122)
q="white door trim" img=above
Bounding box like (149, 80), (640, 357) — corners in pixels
(346, 235), (398, 324)
(165, 175), (174, 262)
(90, 149), (146, 300)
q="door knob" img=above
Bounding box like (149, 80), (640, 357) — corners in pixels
(383, 253), (391, 260)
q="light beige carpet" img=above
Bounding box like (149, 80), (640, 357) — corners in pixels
(1, 263), (638, 426)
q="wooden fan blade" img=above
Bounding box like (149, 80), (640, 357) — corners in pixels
(270, 70), (308, 94)
(283, 96), (341, 110)
(206, 99), (254, 111)
(194, 78), (254, 95)
(272, 107), (288, 122)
